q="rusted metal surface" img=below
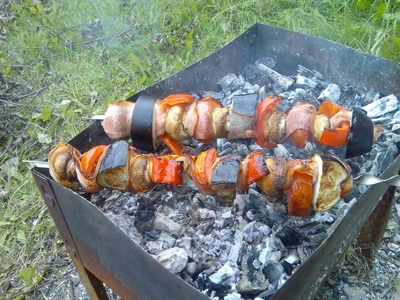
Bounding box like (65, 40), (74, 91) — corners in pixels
(270, 156), (400, 300)
(31, 23), (400, 299)
(33, 170), (109, 300)
(357, 185), (398, 262)
(32, 168), (209, 300)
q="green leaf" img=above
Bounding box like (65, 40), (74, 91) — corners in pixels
(391, 36), (400, 50)
(19, 268), (36, 287)
(48, 36), (59, 47)
(41, 107), (52, 122)
(355, 0), (368, 10)
(373, 2), (387, 20)
(0, 157), (24, 181)
(3, 64), (12, 75)
(37, 131), (52, 144)
(16, 230), (26, 243)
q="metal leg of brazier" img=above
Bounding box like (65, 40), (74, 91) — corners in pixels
(33, 173), (109, 300)
(356, 185), (397, 263)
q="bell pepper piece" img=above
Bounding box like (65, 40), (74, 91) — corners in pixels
(255, 96), (282, 147)
(287, 170), (313, 216)
(318, 100), (342, 118)
(319, 121), (350, 147)
(158, 94), (194, 106)
(80, 145), (107, 176)
(159, 133), (185, 155)
(247, 150), (268, 186)
(192, 148), (217, 194)
(151, 155), (183, 185)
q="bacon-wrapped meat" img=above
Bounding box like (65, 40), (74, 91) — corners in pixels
(48, 141), (353, 216)
(100, 94), (382, 157)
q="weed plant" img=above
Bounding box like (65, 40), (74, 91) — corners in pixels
(1, 0), (399, 298)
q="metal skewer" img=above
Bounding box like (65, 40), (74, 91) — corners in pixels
(353, 174), (400, 187)
(24, 160), (400, 187)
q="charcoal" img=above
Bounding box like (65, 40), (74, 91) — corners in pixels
(146, 241), (162, 255)
(224, 293), (242, 300)
(156, 247), (189, 274)
(159, 232), (176, 249)
(295, 76), (318, 89)
(318, 83), (341, 102)
(297, 246), (314, 263)
(275, 227), (303, 248)
(217, 73), (243, 93)
(281, 260), (294, 276)
(195, 272), (232, 298)
(209, 262), (237, 289)
(242, 221), (270, 244)
(176, 237), (192, 251)
(270, 251), (283, 263)
(262, 261), (284, 284)
(362, 94), (398, 118)
(153, 212), (184, 237)
(134, 210), (155, 234)
(196, 208), (217, 220)
(257, 287), (278, 300)
(255, 63), (294, 91)
(255, 57), (276, 69)
(227, 231), (243, 264)
(236, 253), (269, 294)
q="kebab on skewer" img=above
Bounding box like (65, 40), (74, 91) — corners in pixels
(48, 140), (353, 216)
(98, 94), (384, 157)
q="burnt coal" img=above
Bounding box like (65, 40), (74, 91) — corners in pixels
(276, 227), (303, 248)
(262, 261), (284, 285)
(90, 56), (399, 299)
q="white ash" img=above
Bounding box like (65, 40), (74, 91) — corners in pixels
(90, 57), (399, 299)
(362, 94), (398, 119)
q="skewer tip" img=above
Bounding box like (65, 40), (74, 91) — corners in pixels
(82, 115), (105, 121)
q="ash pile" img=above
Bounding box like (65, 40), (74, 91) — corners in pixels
(90, 57), (399, 299)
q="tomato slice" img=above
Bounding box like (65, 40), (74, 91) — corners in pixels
(255, 96), (282, 147)
(318, 100), (342, 118)
(80, 145), (107, 176)
(192, 148), (217, 194)
(287, 170), (313, 216)
(319, 121), (350, 147)
(151, 155), (183, 185)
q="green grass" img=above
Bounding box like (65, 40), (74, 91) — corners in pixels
(1, 0), (399, 298)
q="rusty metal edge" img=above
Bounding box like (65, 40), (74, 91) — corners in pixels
(32, 169), (109, 299)
(32, 167), (209, 300)
(270, 155), (400, 300)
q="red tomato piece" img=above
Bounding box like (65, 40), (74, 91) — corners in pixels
(287, 170), (313, 216)
(81, 145), (107, 176)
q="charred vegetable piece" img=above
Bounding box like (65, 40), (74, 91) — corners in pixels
(210, 155), (240, 199)
(48, 142), (78, 190)
(97, 140), (129, 190)
(228, 93), (258, 140)
(130, 95), (157, 152)
(346, 108), (374, 158)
